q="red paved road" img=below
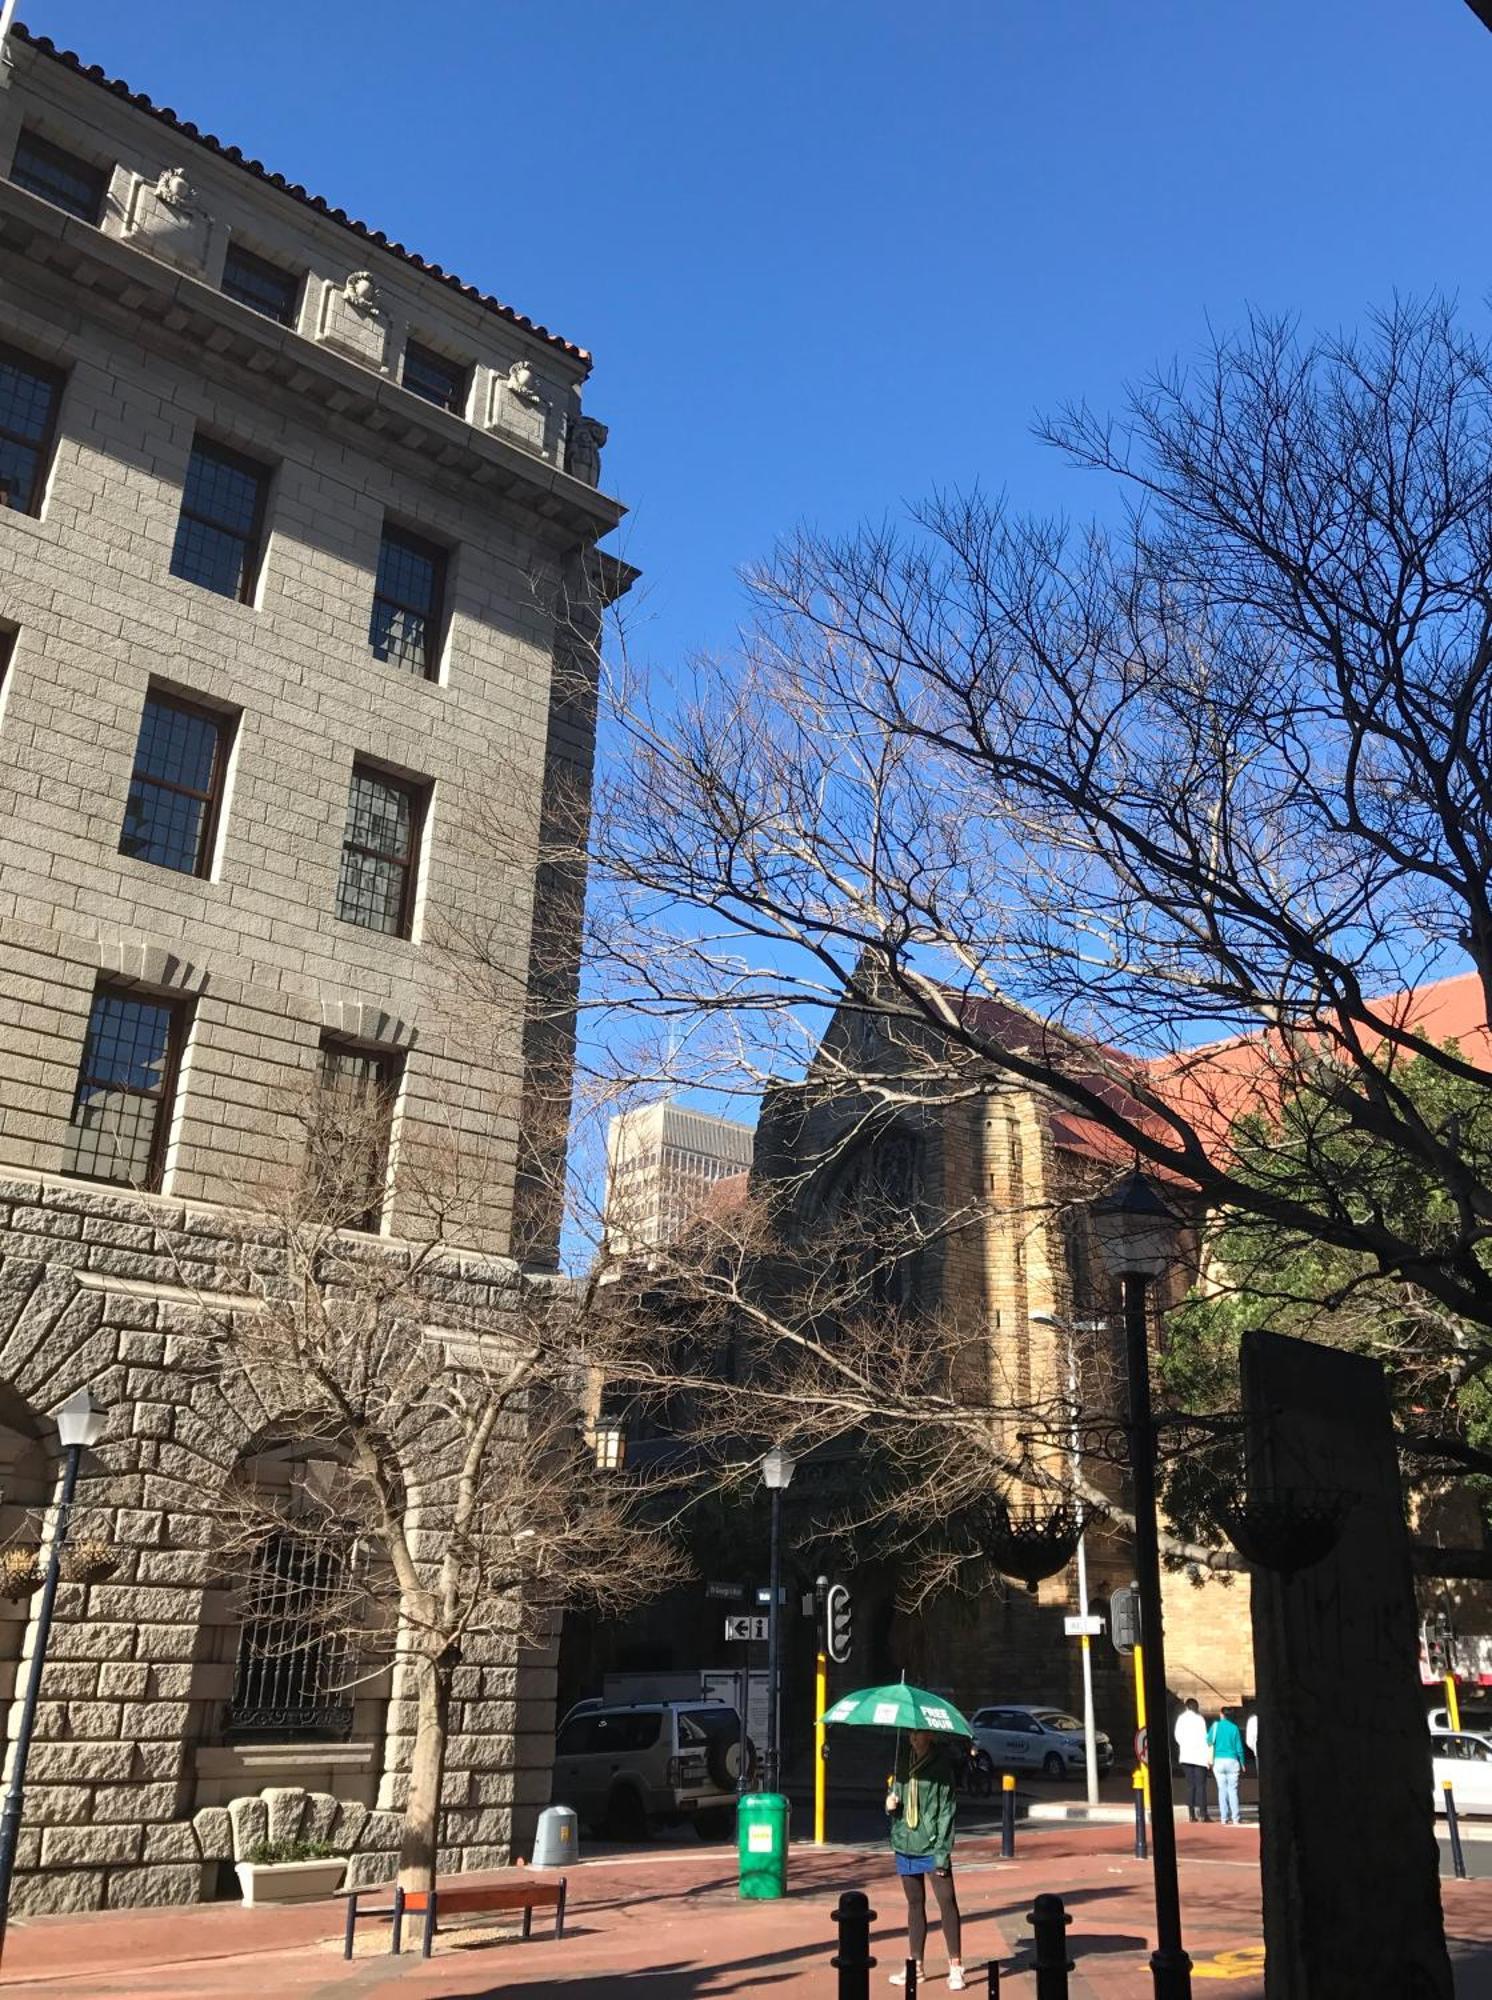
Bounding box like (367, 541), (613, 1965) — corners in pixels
(0, 1824), (1488, 1997)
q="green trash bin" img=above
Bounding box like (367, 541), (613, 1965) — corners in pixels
(737, 1791), (790, 1899)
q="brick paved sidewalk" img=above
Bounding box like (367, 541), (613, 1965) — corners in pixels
(0, 1824), (1489, 1997)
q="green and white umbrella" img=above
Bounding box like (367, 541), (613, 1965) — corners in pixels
(819, 1679), (973, 1738)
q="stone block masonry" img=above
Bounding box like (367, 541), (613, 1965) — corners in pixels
(0, 1177), (560, 1914)
(0, 27), (630, 1912)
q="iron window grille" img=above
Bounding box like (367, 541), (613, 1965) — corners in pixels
(401, 340), (469, 416)
(61, 983), (184, 1191)
(220, 242), (301, 327)
(0, 343), (64, 517)
(226, 1532), (355, 1743)
(311, 1038), (400, 1232)
(9, 128), (108, 222)
(169, 438), (270, 601)
(120, 691), (231, 877)
(335, 764), (423, 938)
(369, 525), (445, 678)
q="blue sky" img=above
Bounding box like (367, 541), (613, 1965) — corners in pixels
(27, 1), (1492, 669)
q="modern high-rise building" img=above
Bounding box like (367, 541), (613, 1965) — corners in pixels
(604, 1101), (755, 1255)
(0, 23), (627, 1910)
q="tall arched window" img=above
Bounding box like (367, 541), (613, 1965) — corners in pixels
(821, 1127), (925, 1312)
(226, 1529), (354, 1742)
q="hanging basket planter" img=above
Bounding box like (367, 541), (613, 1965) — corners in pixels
(0, 1548), (43, 1601)
(62, 1539), (119, 1587)
(1212, 1487), (1353, 1577)
(985, 1502), (1084, 1593)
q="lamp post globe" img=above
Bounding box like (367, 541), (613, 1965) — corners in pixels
(1090, 1167), (1179, 1280)
(54, 1385), (108, 1451)
(761, 1446), (796, 1491)
(1089, 1172), (1193, 2000)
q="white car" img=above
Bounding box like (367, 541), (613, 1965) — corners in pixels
(971, 1704), (1114, 1781)
(1431, 1729), (1492, 1815)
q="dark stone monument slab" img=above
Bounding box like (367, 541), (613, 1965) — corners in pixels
(1243, 1329), (1451, 1999)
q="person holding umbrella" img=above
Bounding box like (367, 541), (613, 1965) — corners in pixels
(821, 1678), (974, 1988)
(886, 1727), (966, 1989)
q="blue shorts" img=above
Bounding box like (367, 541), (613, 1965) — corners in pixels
(895, 1853), (936, 1876)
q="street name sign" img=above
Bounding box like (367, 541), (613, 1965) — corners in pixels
(1064, 1614), (1104, 1637)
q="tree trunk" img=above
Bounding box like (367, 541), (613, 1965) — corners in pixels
(397, 1649), (451, 1894)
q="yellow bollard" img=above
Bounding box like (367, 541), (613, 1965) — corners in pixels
(1445, 1672), (1463, 1734)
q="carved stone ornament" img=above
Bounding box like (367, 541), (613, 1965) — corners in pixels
(155, 165), (196, 209)
(565, 415), (608, 487)
(344, 270), (382, 314)
(125, 168), (213, 276)
(503, 356), (544, 405)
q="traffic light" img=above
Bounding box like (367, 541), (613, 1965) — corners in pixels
(826, 1582), (853, 1663)
(1109, 1583), (1142, 1656)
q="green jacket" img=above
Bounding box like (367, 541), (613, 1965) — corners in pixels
(888, 1741), (958, 1868)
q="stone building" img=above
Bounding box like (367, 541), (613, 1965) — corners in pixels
(751, 986), (1256, 1733)
(0, 25), (627, 1910)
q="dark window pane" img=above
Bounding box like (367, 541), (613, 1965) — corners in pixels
(310, 1039), (398, 1229)
(369, 527), (443, 676)
(227, 1532), (354, 1743)
(9, 129), (107, 222)
(0, 348), (62, 516)
(0, 439), (40, 516)
(120, 695), (226, 875)
(221, 244), (300, 326)
(169, 441), (267, 601)
(402, 341), (467, 414)
(182, 444), (263, 538)
(62, 986), (179, 1188)
(170, 515), (251, 597)
(335, 766), (418, 936)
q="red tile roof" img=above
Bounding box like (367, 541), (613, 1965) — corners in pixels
(12, 22), (591, 369)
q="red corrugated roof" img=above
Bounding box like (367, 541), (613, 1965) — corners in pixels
(12, 22), (591, 369)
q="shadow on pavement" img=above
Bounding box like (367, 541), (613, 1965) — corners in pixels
(454, 1941), (826, 1997)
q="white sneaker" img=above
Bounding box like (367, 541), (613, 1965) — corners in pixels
(948, 1968), (968, 1992)
(889, 1971), (923, 1989)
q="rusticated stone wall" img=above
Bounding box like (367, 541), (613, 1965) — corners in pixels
(0, 1175), (557, 1915)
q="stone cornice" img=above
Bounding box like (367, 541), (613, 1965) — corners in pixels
(0, 179), (627, 557)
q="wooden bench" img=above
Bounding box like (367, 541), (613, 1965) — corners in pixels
(340, 1874), (567, 1959)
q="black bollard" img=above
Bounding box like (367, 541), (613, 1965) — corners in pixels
(1001, 1772), (1017, 1858)
(1028, 1891), (1073, 2000)
(902, 1959), (918, 1996)
(1132, 1769), (1148, 1861)
(986, 1961), (1001, 1995)
(832, 1889), (877, 2000)
(1444, 1783), (1469, 1881)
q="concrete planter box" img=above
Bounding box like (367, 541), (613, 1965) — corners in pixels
(235, 1857), (346, 1906)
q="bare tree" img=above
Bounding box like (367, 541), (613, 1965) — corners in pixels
(590, 301), (1492, 1410)
(192, 1086), (683, 1894)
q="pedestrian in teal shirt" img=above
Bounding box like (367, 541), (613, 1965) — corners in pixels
(1208, 1712), (1245, 1825)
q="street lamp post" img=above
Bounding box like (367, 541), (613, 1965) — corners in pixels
(0, 1386), (108, 1966)
(1033, 1310), (1102, 1809)
(761, 1446), (796, 1794)
(1090, 1171), (1191, 2000)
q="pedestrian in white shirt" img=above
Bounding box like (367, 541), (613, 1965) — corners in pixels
(1245, 1710), (1259, 1766)
(1174, 1698), (1211, 1823)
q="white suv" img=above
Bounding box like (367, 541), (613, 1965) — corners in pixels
(971, 1704), (1113, 1780)
(551, 1700), (750, 1840)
